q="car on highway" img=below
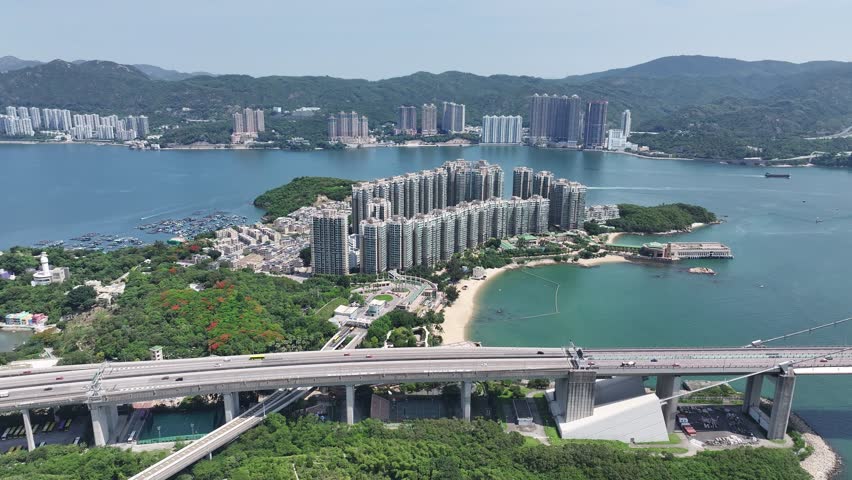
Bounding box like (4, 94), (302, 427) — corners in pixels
(343, 353), (351, 356)
(620, 361), (636, 367)
(44, 387), (53, 391)
(21, 370), (31, 375)
(366, 355), (374, 359)
(819, 358), (828, 363)
(537, 351), (544, 355)
(55, 376), (64, 380)
(0, 391), (9, 398)
(175, 377), (184, 381)
(672, 363), (681, 368)
(161, 376), (170, 380)
(651, 358), (658, 362)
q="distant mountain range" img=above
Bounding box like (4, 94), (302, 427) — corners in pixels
(0, 55), (214, 81)
(1, 54), (851, 158)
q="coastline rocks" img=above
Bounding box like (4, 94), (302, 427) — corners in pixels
(789, 413), (841, 480)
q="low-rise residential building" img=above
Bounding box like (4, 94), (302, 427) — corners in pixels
(212, 197), (351, 276)
(606, 129), (635, 151)
(84, 280), (126, 306)
(3, 312), (50, 332)
(585, 205), (620, 223)
(232, 253), (265, 271)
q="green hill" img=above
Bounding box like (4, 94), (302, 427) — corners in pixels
(607, 204), (718, 234)
(3, 55), (852, 158)
(253, 176), (357, 219)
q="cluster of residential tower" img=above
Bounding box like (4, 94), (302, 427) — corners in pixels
(310, 160), (588, 276)
(231, 108), (266, 143)
(1, 106), (148, 140)
(333, 94), (634, 149)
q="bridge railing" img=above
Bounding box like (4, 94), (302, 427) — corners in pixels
(136, 433), (206, 445)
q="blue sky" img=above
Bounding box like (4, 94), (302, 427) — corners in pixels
(6, 0), (849, 79)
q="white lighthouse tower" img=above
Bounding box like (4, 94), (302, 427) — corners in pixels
(31, 252), (53, 286)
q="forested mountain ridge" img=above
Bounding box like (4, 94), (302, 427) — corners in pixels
(0, 55), (214, 79)
(2, 55), (852, 157)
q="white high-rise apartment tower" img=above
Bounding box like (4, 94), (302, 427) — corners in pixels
(621, 109), (631, 137)
(481, 115), (522, 144)
(421, 104), (438, 136)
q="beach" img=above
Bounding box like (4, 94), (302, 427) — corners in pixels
(441, 267), (507, 344)
(606, 232), (625, 244)
(440, 254), (630, 343)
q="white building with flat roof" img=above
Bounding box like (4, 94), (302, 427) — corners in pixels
(366, 299), (386, 317)
(585, 205), (620, 223)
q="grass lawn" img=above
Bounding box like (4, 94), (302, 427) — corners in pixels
(315, 297), (348, 319)
(374, 294), (394, 302)
(638, 433), (682, 445)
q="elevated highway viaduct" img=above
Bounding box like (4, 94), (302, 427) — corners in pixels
(1, 345), (849, 451)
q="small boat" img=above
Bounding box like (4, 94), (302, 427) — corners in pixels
(765, 172), (791, 179)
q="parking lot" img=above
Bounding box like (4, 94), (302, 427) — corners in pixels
(678, 405), (764, 447)
(1, 414), (89, 453)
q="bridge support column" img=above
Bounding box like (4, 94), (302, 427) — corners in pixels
(106, 405), (119, 444)
(767, 372), (796, 440)
(655, 375), (681, 432)
(553, 378), (568, 418)
(460, 381), (472, 421)
(345, 385), (355, 425)
(224, 392), (240, 422)
(555, 371), (597, 422)
(21, 409), (36, 451)
(742, 374), (764, 414)
(90, 405), (110, 447)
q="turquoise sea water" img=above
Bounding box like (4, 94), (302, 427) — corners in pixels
(2, 143), (852, 475)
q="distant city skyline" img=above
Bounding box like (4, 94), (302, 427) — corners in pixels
(4, 0), (850, 80)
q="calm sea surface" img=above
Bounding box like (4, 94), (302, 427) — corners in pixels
(2, 143), (852, 475)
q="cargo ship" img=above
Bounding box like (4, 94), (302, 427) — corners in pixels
(765, 172), (791, 179)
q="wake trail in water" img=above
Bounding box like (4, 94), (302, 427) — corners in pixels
(587, 186), (729, 192)
(139, 206), (190, 221)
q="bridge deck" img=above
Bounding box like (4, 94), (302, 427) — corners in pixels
(1, 346), (849, 412)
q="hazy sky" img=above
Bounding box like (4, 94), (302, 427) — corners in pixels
(6, 0), (849, 79)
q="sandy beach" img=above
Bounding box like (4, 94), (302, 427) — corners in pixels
(577, 255), (630, 267)
(606, 232), (625, 244)
(440, 254), (631, 343)
(440, 267), (507, 344)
